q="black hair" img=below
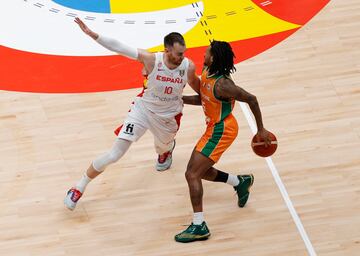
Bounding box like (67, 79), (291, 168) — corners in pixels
(164, 32), (185, 48)
(208, 40), (236, 76)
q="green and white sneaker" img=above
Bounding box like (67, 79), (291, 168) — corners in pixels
(234, 174), (254, 207)
(175, 222), (211, 243)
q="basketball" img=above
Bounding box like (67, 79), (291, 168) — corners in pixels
(251, 132), (278, 157)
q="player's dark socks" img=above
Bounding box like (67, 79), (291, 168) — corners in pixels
(214, 170), (229, 183)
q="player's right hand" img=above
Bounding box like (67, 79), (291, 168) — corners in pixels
(75, 17), (92, 36)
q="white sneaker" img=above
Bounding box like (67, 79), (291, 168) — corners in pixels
(156, 140), (176, 171)
(64, 187), (82, 210)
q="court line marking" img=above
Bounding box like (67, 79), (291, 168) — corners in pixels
(23, 0), (257, 24)
(20, 4), (316, 254)
(233, 75), (317, 256)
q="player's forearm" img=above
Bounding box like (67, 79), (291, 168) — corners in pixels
(86, 30), (99, 40)
(247, 96), (264, 131)
(95, 35), (138, 60)
(183, 95), (202, 105)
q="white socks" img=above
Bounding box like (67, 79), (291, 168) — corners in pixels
(226, 174), (240, 187)
(193, 212), (204, 225)
(75, 173), (92, 193)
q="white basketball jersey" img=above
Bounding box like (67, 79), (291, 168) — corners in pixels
(140, 52), (189, 118)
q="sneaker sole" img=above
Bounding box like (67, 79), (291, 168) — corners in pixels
(175, 233), (211, 243)
(156, 157), (173, 171)
(249, 173), (254, 188)
(64, 197), (76, 211)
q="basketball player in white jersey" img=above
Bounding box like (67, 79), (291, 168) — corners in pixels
(64, 18), (200, 210)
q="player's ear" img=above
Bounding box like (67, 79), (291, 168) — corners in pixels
(164, 47), (169, 53)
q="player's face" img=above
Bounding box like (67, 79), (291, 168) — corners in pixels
(204, 46), (212, 66)
(165, 42), (186, 66)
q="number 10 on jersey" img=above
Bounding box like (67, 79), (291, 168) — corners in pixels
(164, 86), (173, 95)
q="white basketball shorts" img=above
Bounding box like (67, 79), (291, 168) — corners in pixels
(114, 98), (182, 154)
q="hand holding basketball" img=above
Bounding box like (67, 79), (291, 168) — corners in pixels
(251, 129), (278, 157)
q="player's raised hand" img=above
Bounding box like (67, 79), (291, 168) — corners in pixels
(74, 17), (98, 40)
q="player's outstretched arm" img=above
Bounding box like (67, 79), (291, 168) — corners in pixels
(74, 18), (155, 73)
(75, 17), (138, 59)
(215, 77), (271, 145)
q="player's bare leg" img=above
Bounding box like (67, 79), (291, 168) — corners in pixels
(175, 149), (254, 242)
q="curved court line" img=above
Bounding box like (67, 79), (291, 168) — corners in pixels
(236, 97), (317, 256)
(0, 0), (202, 55)
(0, 0), (329, 93)
(150, 0), (301, 51)
(252, 0), (330, 25)
(0, 28), (299, 93)
(3, 0), (299, 56)
(52, 0), (196, 14)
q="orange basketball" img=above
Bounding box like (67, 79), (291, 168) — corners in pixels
(251, 132), (278, 157)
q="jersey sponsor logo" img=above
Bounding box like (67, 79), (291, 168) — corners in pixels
(124, 123), (135, 135)
(150, 92), (179, 102)
(179, 70), (185, 77)
(156, 75), (183, 84)
(157, 63), (165, 71)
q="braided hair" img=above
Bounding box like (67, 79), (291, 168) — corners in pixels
(208, 40), (236, 76)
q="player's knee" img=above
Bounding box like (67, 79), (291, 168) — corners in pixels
(92, 156), (107, 172)
(185, 170), (193, 181)
(92, 153), (119, 172)
(108, 151), (122, 163)
(185, 169), (199, 181)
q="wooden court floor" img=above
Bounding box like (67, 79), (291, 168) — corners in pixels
(0, 0), (359, 255)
